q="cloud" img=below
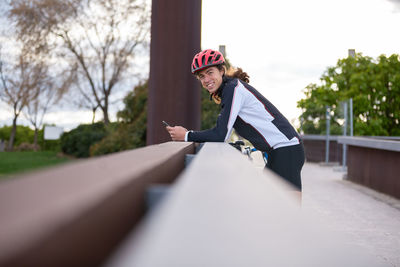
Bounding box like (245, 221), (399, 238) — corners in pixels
(387, 0), (400, 11)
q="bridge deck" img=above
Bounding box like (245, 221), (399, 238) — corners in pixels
(247, 152), (400, 267)
(302, 162), (400, 266)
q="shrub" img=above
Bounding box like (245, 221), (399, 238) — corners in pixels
(16, 142), (40, 151)
(89, 126), (130, 156)
(0, 125), (62, 151)
(40, 139), (62, 152)
(0, 125), (35, 147)
(60, 122), (108, 158)
(90, 111), (147, 156)
(90, 81), (148, 156)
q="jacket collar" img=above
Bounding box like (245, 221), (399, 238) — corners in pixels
(209, 75), (229, 103)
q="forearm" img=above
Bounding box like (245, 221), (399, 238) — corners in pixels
(187, 128), (226, 142)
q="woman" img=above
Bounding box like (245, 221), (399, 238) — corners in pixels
(166, 49), (305, 192)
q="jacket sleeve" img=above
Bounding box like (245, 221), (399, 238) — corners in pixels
(188, 79), (244, 142)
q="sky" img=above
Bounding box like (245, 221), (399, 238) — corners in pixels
(1, 0), (400, 130)
(201, 0), (400, 126)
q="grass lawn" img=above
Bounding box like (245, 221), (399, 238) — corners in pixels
(0, 151), (72, 179)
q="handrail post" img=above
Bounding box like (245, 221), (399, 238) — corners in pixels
(342, 101), (348, 171)
(325, 106), (331, 163)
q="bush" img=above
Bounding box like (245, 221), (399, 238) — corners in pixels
(89, 125), (131, 156)
(60, 122), (108, 158)
(16, 142), (40, 151)
(0, 125), (35, 147)
(40, 139), (62, 152)
(0, 125), (62, 151)
(90, 82), (148, 156)
(0, 140), (7, 152)
(90, 111), (147, 156)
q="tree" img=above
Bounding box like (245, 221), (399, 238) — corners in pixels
(0, 44), (47, 150)
(298, 53), (400, 136)
(90, 81), (148, 156)
(71, 74), (101, 124)
(9, 0), (150, 125)
(0, 125), (35, 147)
(23, 68), (72, 147)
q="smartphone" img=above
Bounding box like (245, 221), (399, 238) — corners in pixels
(162, 120), (170, 127)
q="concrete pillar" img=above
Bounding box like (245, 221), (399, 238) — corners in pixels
(147, 0), (202, 145)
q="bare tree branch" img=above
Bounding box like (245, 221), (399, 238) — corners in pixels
(0, 44), (45, 150)
(9, 0), (150, 125)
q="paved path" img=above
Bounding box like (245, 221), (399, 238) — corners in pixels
(248, 152), (400, 266)
(301, 162), (400, 267)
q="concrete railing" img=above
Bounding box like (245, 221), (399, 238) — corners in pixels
(0, 141), (387, 266)
(301, 135), (343, 163)
(301, 135), (400, 164)
(0, 142), (195, 267)
(104, 142), (384, 267)
(338, 136), (400, 199)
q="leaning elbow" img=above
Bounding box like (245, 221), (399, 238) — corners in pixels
(216, 132), (226, 142)
(217, 136), (225, 142)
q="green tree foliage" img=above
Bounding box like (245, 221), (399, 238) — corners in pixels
(298, 53), (400, 136)
(90, 82), (148, 156)
(0, 125), (35, 146)
(60, 122), (108, 158)
(0, 125), (62, 151)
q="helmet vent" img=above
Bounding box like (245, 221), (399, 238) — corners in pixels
(201, 55), (206, 65)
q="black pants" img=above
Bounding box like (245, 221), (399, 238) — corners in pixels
(266, 143), (305, 191)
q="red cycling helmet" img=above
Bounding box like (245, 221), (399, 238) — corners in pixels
(191, 49), (225, 74)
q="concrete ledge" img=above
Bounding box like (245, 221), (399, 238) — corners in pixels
(340, 138), (400, 199)
(338, 136), (400, 152)
(301, 134), (339, 141)
(0, 142), (195, 267)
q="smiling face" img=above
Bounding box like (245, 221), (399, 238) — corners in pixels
(196, 66), (224, 95)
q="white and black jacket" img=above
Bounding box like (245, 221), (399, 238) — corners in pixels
(187, 77), (300, 153)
